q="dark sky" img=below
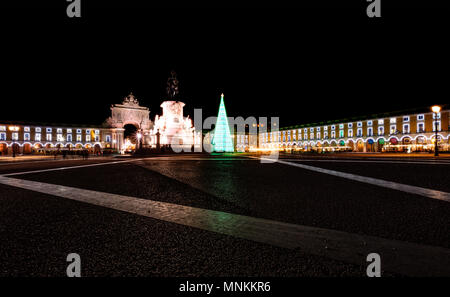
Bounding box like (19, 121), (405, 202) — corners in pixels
(2, 2), (449, 128)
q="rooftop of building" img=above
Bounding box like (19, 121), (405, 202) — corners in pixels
(0, 120), (107, 129)
(279, 104), (449, 131)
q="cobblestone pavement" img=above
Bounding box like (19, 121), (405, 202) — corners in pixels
(0, 154), (449, 276)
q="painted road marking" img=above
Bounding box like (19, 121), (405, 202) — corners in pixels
(258, 157), (450, 202)
(1, 159), (145, 177)
(0, 176), (449, 276)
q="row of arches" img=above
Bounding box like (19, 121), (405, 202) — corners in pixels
(0, 142), (103, 155)
(261, 134), (450, 153)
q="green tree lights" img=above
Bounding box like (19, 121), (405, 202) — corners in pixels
(212, 93), (234, 152)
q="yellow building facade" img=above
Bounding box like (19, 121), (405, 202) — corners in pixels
(258, 108), (449, 153)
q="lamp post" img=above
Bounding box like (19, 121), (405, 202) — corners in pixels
(431, 105), (441, 157)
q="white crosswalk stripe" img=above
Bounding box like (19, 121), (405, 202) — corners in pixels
(257, 157), (450, 202)
(0, 175), (450, 276)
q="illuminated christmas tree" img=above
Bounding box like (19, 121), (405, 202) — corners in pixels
(212, 93), (234, 152)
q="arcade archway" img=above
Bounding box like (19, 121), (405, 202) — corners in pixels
(105, 93), (152, 153)
(0, 143), (7, 155)
(123, 123), (138, 152)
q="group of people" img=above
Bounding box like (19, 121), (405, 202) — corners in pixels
(53, 150), (92, 160)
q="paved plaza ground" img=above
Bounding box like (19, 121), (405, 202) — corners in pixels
(0, 153), (449, 276)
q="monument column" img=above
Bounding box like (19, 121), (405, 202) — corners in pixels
(117, 128), (125, 153)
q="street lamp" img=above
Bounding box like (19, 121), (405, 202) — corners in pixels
(431, 105), (441, 157)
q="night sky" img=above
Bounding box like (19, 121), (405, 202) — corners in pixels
(2, 2), (448, 128)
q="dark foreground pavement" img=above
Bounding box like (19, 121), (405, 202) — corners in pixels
(0, 183), (366, 277)
(0, 154), (449, 276)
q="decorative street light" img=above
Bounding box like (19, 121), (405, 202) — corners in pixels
(431, 105), (441, 157)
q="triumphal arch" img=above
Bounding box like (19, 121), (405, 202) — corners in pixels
(105, 93), (152, 152)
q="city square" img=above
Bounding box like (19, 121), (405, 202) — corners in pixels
(2, 1), (450, 290)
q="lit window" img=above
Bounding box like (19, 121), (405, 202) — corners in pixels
(57, 128), (63, 134)
(57, 134), (64, 142)
(348, 130), (353, 138)
(390, 125), (396, 134)
(433, 121), (441, 132)
(390, 118), (396, 124)
(86, 135), (91, 142)
(339, 130), (344, 138)
(76, 135), (82, 142)
(378, 127), (384, 135)
(46, 128), (52, 133)
(46, 134), (52, 141)
(24, 133), (30, 141)
(417, 123), (424, 133)
(0, 126), (5, 131)
(357, 128), (362, 137)
(378, 119), (384, 125)
(35, 127), (41, 132)
(331, 131), (336, 138)
(24, 127), (30, 132)
(310, 133), (314, 139)
(433, 113), (441, 119)
(403, 116), (410, 122)
(339, 124), (344, 129)
(12, 133), (19, 141)
(324, 126), (328, 131)
(317, 132), (321, 139)
(403, 124), (410, 134)
(323, 132), (328, 139)
(0, 133), (6, 140)
(67, 129), (72, 134)
(35, 133), (41, 141)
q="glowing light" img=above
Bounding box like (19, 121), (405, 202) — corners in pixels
(151, 100), (196, 147)
(137, 133), (142, 139)
(8, 126), (19, 131)
(431, 105), (441, 113)
(124, 139), (135, 151)
(212, 94), (234, 152)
